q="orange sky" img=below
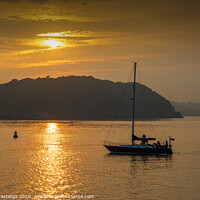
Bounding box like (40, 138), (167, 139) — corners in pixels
(0, 0), (199, 102)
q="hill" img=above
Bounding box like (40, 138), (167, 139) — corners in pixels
(0, 76), (182, 120)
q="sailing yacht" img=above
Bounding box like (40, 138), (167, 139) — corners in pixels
(104, 62), (175, 155)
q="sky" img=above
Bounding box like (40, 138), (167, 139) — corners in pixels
(0, 0), (199, 102)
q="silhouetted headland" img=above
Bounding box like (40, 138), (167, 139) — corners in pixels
(0, 76), (182, 120)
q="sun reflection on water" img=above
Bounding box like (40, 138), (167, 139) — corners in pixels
(32, 122), (81, 196)
(46, 123), (58, 134)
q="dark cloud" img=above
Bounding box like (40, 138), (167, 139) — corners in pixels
(0, 19), (75, 38)
(0, 0), (50, 4)
(29, 0), (50, 4)
(0, 0), (21, 2)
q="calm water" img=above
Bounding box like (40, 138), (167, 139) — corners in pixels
(0, 117), (200, 200)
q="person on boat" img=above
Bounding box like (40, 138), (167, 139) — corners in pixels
(142, 134), (147, 144)
(166, 140), (168, 148)
(157, 140), (160, 146)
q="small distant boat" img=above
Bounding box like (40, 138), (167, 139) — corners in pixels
(13, 131), (18, 138)
(104, 62), (175, 155)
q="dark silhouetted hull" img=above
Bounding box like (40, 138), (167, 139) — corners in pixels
(104, 145), (173, 155)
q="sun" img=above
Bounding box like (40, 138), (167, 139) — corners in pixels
(44, 39), (63, 49)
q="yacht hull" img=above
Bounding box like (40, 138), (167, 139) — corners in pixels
(104, 145), (173, 155)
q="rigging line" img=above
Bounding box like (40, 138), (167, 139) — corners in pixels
(104, 63), (134, 142)
(137, 65), (156, 139)
(137, 65), (167, 141)
(137, 66), (162, 140)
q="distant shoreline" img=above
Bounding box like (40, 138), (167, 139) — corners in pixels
(171, 101), (200, 116)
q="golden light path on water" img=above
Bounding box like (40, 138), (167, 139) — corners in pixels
(31, 122), (81, 197)
(46, 123), (58, 134)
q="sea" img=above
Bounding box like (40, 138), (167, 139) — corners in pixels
(0, 116), (199, 200)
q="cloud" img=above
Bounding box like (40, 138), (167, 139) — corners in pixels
(0, 0), (50, 4)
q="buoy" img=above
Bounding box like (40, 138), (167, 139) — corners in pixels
(13, 131), (18, 138)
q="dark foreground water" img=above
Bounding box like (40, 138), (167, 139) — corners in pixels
(0, 117), (199, 200)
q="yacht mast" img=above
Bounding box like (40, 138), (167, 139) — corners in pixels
(132, 62), (137, 145)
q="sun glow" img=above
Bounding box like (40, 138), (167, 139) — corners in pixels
(44, 39), (63, 49)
